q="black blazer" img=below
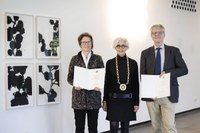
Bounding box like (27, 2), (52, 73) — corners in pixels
(140, 44), (188, 103)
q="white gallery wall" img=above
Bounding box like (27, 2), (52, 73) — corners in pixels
(0, 0), (200, 133)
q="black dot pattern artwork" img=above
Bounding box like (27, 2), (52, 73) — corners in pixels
(171, 0), (197, 12)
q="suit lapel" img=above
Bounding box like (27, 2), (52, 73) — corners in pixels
(163, 44), (170, 70)
(149, 46), (156, 73)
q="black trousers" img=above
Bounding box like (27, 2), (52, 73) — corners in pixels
(74, 109), (99, 133)
(110, 121), (129, 133)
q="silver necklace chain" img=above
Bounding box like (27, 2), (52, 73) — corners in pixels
(115, 55), (130, 85)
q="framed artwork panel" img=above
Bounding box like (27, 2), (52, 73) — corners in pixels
(37, 63), (61, 105)
(36, 16), (61, 59)
(5, 63), (34, 109)
(5, 12), (34, 58)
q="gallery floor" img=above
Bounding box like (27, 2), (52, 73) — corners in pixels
(128, 108), (200, 133)
(104, 108), (200, 133)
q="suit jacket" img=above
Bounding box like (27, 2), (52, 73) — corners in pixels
(140, 44), (188, 103)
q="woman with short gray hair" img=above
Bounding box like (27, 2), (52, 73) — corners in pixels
(102, 37), (139, 133)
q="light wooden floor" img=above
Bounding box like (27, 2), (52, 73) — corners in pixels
(129, 109), (200, 133)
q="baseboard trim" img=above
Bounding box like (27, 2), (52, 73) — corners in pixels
(101, 107), (200, 133)
(175, 107), (200, 116)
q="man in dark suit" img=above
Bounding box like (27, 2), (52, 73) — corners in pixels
(140, 24), (188, 133)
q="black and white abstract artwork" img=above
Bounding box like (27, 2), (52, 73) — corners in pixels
(6, 64), (33, 109)
(5, 13), (34, 58)
(36, 16), (60, 59)
(37, 64), (60, 105)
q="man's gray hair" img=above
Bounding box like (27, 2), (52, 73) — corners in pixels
(150, 24), (165, 33)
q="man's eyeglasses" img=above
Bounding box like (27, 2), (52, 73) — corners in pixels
(116, 45), (127, 49)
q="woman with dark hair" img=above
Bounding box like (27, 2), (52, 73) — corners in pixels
(67, 32), (104, 133)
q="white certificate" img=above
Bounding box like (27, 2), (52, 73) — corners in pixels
(141, 73), (170, 98)
(73, 66), (105, 90)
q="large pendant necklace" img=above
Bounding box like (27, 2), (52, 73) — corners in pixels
(115, 55), (130, 91)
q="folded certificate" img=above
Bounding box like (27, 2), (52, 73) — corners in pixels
(73, 66), (105, 90)
(141, 73), (170, 98)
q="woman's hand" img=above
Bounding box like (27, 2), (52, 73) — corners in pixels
(102, 101), (107, 112)
(74, 86), (81, 90)
(93, 87), (101, 91)
(133, 105), (139, 112)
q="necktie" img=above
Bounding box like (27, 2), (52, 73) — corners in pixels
(155, 48), (161, 75)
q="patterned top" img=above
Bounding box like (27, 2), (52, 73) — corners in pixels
(67, 51), (104, 109)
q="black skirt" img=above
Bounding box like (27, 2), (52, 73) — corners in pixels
(106, 97), (136, 121)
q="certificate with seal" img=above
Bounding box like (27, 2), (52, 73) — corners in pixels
(141, 73), (170, 98)
(73, 66), (105, 90)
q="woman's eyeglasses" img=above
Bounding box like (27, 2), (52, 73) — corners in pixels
(151, 31), (164, 36)
(81, 41), (91, 45)
(116, 45), (127, 49)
